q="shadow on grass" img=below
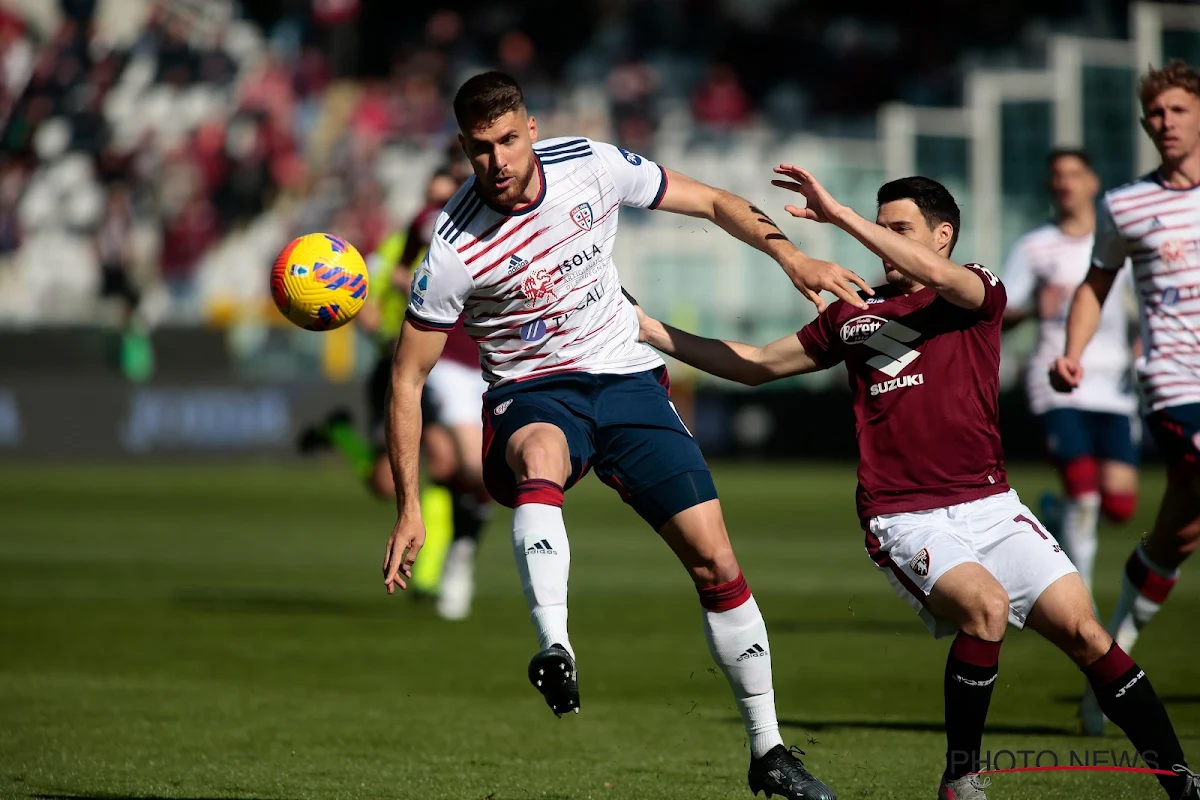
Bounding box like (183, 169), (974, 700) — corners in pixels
(774, 718), (1074, 737)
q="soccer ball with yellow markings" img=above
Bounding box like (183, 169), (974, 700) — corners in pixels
(270, 232), (369, 331)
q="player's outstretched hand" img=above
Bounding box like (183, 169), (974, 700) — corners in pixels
(772, 164), (847, 224)
(383, 515), (426, 594)
(1049, 356), (1084, 393)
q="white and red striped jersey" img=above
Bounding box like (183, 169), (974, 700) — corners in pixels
(1004, 223), (1137, 416)
(406, 136), (665, 387)
(1093, 173), (1200, 411)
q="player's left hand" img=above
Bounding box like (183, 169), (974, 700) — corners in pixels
(383, 515), (426, 594)
(772, 164), (849, 225)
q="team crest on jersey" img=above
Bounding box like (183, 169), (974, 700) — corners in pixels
(840, 315), (886, 344)
(570, 202), (594, 231)
(908, 548), (930, 578)
(1161, 239), (1191, 269)
(494, 399), (513, 416)
(521, 267), (556, 306)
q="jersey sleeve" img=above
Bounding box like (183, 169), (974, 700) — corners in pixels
(1000, 238), (1036, 311)
(963, 263), (1007, 322)
(591, 140), (668, 209)
(796, 305), (845, 368)
(405, 232), (473, 331)
(1092, 195), (1130, 272)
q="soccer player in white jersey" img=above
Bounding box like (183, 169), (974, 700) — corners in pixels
(381, 72), (870, 800)
(1054, 60), (1200, 736)
(1003, 149), (1140, 593)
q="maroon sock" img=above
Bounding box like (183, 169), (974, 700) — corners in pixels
(1084, 643), (1188, 796)
(943, 632), (1002, 781)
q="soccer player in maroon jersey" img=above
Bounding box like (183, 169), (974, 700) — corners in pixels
(634, 170), (1199, 800)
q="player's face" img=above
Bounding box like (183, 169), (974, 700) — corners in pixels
(458, 110), (539, 207)
(1048, 156), (1098, 217)
(1142, 87), (1200, 163)
(876, 199), (952, 286)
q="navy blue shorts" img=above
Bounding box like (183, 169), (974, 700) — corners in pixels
(1040, 408), (1140, 466)
(481, 367), (716, 530)
(1146, 403), (1200, 480)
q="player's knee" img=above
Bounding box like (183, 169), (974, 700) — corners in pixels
(1100, 491), (1138, 523)
(962, 584), (1010, 641)
(1060, 616), (1112, 667)
(507, 426), (571, 484)
(689, 545), (740, 588)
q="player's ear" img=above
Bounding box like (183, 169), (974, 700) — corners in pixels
(528, 114), (538, 143)
(936, 221), (954, 252)
(457, 132), (469, 159)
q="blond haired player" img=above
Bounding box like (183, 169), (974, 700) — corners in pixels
(1054, 60), (1200, 735)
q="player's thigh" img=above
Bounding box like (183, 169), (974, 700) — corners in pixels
(866, 510), (980, 639)
(967, 491), (1077, 631)
(1039, 408), (1094, 464)
(593, 369), (717, 532)
(1025, 571), (1110, 664)
(427, 361), (487, 478)
(482, 384), (595, 508)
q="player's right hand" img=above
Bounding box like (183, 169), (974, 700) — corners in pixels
(784, 256), (872, 312)
(383, 515), (426, 594)
(1049, 356), (1084, 393)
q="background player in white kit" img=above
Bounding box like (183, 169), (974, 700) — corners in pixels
(1003, 148), (1140, 594)
(382, 71), (871, 800)
(1054, 59), (1200, 735)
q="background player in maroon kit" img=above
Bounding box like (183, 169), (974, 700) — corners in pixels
(634, 170), (1198, 800)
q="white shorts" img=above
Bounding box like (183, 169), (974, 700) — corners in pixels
(865, 489), (1077, 638)
(425, 359), (487, 428)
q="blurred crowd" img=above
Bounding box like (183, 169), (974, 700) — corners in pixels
(0, 0), (1156, 328)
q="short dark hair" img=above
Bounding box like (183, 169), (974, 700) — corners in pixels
(1047, 147), (1094, 171)
(877, 176), (961, 255)
(453, 71), (526, 130)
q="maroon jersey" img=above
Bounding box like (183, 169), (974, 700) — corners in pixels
(797, 264), (1010, 520)
(403, 204), (478, 369)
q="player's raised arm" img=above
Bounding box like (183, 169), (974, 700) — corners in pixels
(590, 141), (870, 311)
(635, 304), (822, 385)
(773, 165), (992, 311)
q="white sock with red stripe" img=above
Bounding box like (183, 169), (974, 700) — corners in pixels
(698, 573), (783, 759)
(512, 479), (574, 659)
(1111, 543), (1178, 654)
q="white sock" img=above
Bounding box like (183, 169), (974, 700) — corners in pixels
(701, 585), (783, 759)
(512, 485), (573, 658)
(1061, 493), (1100, 593)
(1110, 544), (1177, 654)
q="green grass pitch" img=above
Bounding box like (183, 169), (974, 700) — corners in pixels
(1, 462), (1197, 800)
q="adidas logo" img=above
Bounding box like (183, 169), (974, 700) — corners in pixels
(736, 643), (767, 661)
(1150, 216), (1165, 231)
(525, 539), (557, 555)
(508, 254), (529, 274)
